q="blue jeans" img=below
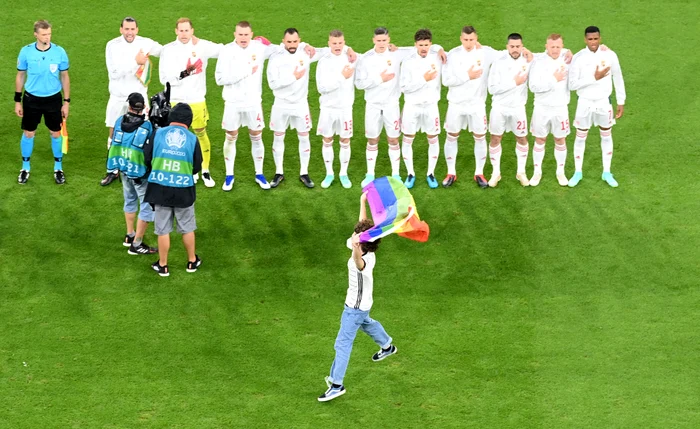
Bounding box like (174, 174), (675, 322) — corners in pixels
(121, 173), (154, 222)
(328, 305), (392, 386)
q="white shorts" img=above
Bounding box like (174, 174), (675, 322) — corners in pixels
(317, 107), (353, 139)
(222, 104), (265, 131)
(365, 103), (401, 139)
(489, 105), (528, 137)
(530, 105), (570, 139)
(401, 103), (440, 135)
(270, 103), (312, 133)
(105, 96), (129, 128)
(573, 101), (615, 129)
(444, 102), (487, 135)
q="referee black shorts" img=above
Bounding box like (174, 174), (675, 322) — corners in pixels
(21, 91), (63, 132)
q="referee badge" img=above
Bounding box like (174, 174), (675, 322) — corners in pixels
(50, 64), (58, 73)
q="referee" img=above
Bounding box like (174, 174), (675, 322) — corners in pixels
(15, 20), (70, 185)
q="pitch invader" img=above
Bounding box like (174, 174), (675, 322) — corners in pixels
(399, 29), (444, 189)
(527, 34), (572, 186)
(568, 26), (626, 188)
(215, 21), (295, 191)
(101, 17), (163, 186)
(487, 33), (533, 187)
(442, 26), (511, 188)
(355, 27), (444, 188)
(159, 17), (223, 188)
(317, 30), (357, 189)
(267, 28), (355, 189)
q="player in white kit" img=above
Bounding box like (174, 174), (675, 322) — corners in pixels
(399, 29), (444, 189)
(267, 28), (356, 189)
(487, 33), (533, 188)
(568, 26), (626, 188)
(101, 17), (162, 186)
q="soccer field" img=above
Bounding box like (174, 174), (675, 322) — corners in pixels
(2, 0), (700, 427)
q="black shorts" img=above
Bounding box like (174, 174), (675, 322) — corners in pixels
(21, 92), (63, 132)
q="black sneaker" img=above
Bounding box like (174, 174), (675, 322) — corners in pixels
(18, 169), (30, 185)
(151, 261), (169, 277)
(270, 173), (285, 188)
(186, 255), (202, 273)
(100, 171), (119, 186)
(123, 234), (135, 247)
(299, 174), (315, 188)
(474, 174), (489, 189)
(372, 344), (397, 362)
(442, 174), (456, 188)
(54, 170), (66, 185)
(128, 242), (158, 255)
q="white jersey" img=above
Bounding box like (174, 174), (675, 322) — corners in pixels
(400, 50), (443, 105)
(442, 45), (504, 104)
(316, 52), (355, 109)
(569, 47), (626, 105)
(528, 52), (570, 108)
(267, 47), (332, 106)
(215, 40), (282, 108)
(159, 39), (223, 103)
(105, 35), (163, 98)
(488, 55), (531, 108)
(344, 251), (376, 311)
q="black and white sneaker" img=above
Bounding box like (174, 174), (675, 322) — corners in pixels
(372, 345), (398, 362)
(128, 242), (158, 255)
(318, 376), (346, 402)
(151, 261), (169, 277)
(54, 170), (66, 185)
(270, 173), (285, 188)
(299, 174), (315, 188)
(123, 234), (135, 247)
(186, 255), (202, 273)
(18, 169), (30, 184)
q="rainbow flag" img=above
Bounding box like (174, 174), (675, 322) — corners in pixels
(359, 176), (430, 243)
(135, 57), (152, 87)
(61, 119), (69, 154)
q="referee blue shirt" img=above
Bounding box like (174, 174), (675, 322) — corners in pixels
(17, 43), (69, 97)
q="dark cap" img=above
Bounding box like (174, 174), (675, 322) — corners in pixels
(127, 92), (145, 110)
(168, 103), (193, 127)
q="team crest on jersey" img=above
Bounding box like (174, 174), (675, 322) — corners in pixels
(252, 54), (257, 61)
(299, 60), (304, 66)
(192, 51), (197, 57)
(477, 60), (481, 66)
(387, 60), (392, 66)
(50, 64), (58, 73)
(431, 64), (436, 70)
(601, 60), (606, 67)
(522, 66), (526, 71)
(165, 128), (187, 150)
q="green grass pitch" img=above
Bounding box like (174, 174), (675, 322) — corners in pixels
(1, 0), (700, 427)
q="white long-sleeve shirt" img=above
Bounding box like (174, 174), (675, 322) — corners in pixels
(316, 52), (355, 109)
(442, 45), (504, 104)
(569, 47), (626, 105)
(355, 45), (442, 105)
(105, 35), (162, 98)
(159, 39), (223, 103)
(400, 50), (443, 105)
(488, 55), (531, 108)
(215, 39), (282, 108)
(266, 47), (336, 106)
(528, 52), (570, 107)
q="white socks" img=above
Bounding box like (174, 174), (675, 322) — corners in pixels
(574, 130), (588, 173)
(554, 142), (567, 174)
(444, 134), (458, 175)
(516, 142), (529, 174)
(322, 140), (334, 175)
(402, 136), (415, 176)
(389, 144), (401, 176)
(600, 129), (613, 173)
(489, 144), (502, 177)
(339, 142), (351, 176)
(427, 136), (440, 176)
(366, 142), (378, 175)
(532, 142), (545, 173)
(273, 133), (285, 174)
(298, 134), (311, 175)
(223, 135), (237, 176)
(474, 135), (487, 176)
(251, 133), (264, 175)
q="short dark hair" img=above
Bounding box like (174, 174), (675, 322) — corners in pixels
(507, 33), (523, 42)
(462, 26), (477, 35)
(33, 20), (51, 33)
(329, 29), (344, 38)
(585, 26), (600, 35)
(355, 220), (381, 253)
(121, 16), (137, 28)
(374, 27), (389, 36)
(414, 28), (432, 42)
(236, 21), (251, 29)
(284, 27), (299, 37)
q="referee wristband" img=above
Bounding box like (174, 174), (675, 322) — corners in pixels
(64, 98), (71, 103)
(14, 92), (22, 103)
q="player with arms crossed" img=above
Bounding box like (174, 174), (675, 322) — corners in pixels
(568, 26), (626, 188)
(15, 20), (70, 185)
(266, 28), (355, 188)
(399, 28), (444, 189)
(487, 33), (533, 188)
(101, 17), (163, 186)
(159, 18), (222, 188)
(316, 30), (357, 189)
(318, 192), (397, 402)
